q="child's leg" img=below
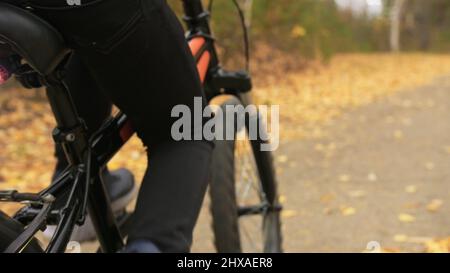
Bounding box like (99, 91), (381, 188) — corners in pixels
(31, 0), (213, 252)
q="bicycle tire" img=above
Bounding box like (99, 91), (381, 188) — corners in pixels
(209, 95), (283, 253)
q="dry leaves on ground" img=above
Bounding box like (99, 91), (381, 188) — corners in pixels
(252, 52), (450, 140)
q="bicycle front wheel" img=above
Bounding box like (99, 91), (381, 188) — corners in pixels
(209, 95), (283, 253)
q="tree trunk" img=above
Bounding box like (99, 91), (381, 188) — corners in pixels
(390, 0), (407, 52)
(413, 0), (432, 50)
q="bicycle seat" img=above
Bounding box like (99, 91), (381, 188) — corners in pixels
(0, 3), (70, 76)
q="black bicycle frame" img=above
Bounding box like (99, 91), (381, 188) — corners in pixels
(2, 0), (251, 253)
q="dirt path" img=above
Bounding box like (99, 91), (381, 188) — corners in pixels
(192, 76), (450, 253)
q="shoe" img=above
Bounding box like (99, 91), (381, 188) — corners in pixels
(120, 240), (161, 253)
(102, 168), (137, 212)
(43, 168), (137, 242)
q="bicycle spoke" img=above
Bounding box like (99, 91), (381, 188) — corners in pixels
(234, 131), (271, 253)
(239, 217), (260, 251)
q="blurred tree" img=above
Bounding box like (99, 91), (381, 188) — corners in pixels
(413, 0), (432, 50)
(390, 0), (407, 52)
(165, 0), (450, 61)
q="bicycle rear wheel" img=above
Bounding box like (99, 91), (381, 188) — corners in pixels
(209, 95), (282, 253)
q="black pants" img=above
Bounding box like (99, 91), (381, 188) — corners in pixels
(29, 0), (212, 252)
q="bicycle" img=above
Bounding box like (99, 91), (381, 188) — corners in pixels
(0, 0), (282, 253)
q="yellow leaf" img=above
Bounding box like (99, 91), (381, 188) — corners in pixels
(426, 199), (444, 213)
(405, 185), (417, 194)
(339, 174), (351, 182)
(393, 130), (404, 140)
(424, 237), (450, 253)
(281, 210), (297, 218)
(320, 193), (336, 203)
(276, 155), (288, 163)
(394, 234), (408, 243)
(398, 213), (416, 223)
(340, 206), (356, 216)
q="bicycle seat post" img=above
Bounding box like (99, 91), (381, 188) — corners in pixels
(45, 70), (88, 165)
(43, 68), (125, 253)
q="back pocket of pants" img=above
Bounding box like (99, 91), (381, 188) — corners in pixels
(30, 0), (145, 54)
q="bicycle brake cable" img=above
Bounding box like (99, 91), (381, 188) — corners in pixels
(208, 0), (251, 72)
(208, 0), (214, 13)
(231, 0), (251, 72)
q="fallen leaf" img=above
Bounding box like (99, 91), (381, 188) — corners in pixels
(398, 213), (416, 223)
(281, 210), (297, 218)
(424, 237), (450, 253)
(341, 206), (356, 216)
(367, 172), (378, 182)
(393, 234), (408, 243)
(276, 155), (288, 163)
(393, 130), (404, 140)
(405, 185), (417, 194)
(320, 193), (336, 203)
(380, 247), (402, 253)
(339, 174), (351, 182)
(426, 199), (444, 213)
